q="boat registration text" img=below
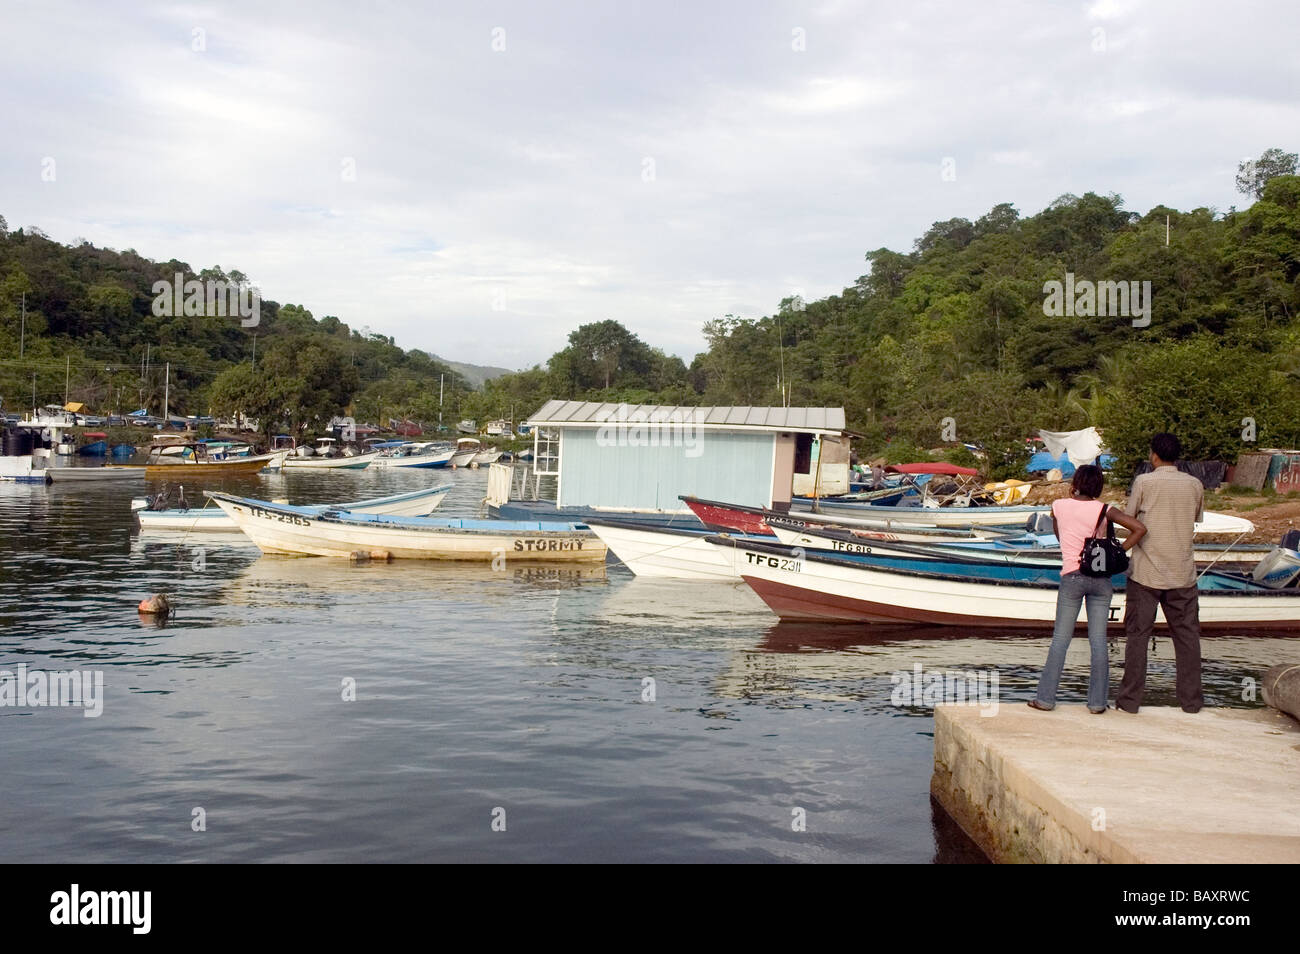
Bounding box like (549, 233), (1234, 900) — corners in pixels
(745, 552), (802, 573)
(249, 505), (312, 527)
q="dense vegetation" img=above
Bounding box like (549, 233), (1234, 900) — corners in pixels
(475, 156), (1300, 477)
(0, 222), (475, 440)
(4, 148), (1299, 475)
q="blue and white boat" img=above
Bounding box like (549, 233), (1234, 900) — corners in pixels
(135, 484), (452, 531)
(369, 441), (455, 468)
(206, 492), (606, 561)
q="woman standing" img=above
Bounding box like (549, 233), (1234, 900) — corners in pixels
(1029, 464), (1146, 713)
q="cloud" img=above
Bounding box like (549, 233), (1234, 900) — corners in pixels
(2, 0), (1297, 368)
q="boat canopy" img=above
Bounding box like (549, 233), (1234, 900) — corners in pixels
(886, 462), (981, 477)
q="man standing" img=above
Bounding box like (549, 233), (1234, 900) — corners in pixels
(1116, 433), (1204, 713)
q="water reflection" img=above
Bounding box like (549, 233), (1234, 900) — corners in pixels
(3, 468), (1298, 863)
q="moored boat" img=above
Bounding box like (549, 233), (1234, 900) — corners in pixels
(369, 442), (455, 468)
(682, 494), (1255, 536)
(281, 451), (379, 470)
(708, 536), (1300, 630)
(77, 434), (109, 456)
(449, 438), (481, 468)
(585, 518), (767, 580)
(47, 465), (147, 482)
(135, 484), (453, 531)
(143, 442), (287, 478)
(206, 492), (607, 561)
(769, 520), (1273, 567)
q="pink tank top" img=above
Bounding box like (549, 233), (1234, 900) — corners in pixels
(1053, 498), (1109, 575)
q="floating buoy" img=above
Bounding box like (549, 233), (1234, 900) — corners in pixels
(138, 593), (172, 616)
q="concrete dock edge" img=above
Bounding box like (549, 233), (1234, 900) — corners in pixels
(931, 704), (1300, 864)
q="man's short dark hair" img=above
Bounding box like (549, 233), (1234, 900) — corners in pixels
(1072, 464), (1104, 498)
(1151, 432), (1181, 463)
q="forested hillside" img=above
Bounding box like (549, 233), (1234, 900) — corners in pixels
(0, 220), (474, 437)
(4, 150), (1299, 473)
(476, 163), (1300, 477)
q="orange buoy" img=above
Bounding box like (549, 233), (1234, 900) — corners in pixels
(138, 594), (172, 615)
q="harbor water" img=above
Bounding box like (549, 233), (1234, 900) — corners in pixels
(1, 467), (1294, 862)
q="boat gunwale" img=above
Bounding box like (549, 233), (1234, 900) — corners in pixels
(708, 535), (1300, 598)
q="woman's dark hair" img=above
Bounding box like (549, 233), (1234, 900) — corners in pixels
(1150, 432), (1181, 463)
(1072, 464), (1104, 499)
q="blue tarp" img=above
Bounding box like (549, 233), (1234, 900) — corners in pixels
(1027, 451), (1115, 476)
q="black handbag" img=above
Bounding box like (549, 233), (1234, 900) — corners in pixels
(1079, 503), (1128, 577)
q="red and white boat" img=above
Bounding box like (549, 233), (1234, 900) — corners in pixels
(708, 536), (1300, 630)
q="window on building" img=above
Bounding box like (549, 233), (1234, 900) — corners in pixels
(534, 427), (560, 475)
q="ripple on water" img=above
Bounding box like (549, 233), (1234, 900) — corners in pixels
(1, 470), (1294, 861)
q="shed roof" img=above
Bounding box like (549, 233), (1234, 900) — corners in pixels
(527, 400), (845, 434)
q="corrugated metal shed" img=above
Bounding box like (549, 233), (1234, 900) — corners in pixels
(527, 401), (844, 434)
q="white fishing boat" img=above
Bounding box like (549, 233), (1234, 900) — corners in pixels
(47, 465), (147, 482)
(369, 442), (455, 469)
(207, 492), (607, 561)
(709, 536), (1300, 630)
(281, 450), (379, 470)
(449, 438), (480, 468)
(135, 484), (453, 531)
(585, 519), (753, 580)
(769, 522), (1272, 566)
(471, 448), (504, 466)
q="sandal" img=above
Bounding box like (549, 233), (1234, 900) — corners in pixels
(1027, 699), (1053, 711)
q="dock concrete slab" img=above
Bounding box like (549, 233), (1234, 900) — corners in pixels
(931, 704), (1300, 863)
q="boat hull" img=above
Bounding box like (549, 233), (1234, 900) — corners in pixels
(137, 485), (452, 530)
(48, 466), (146, 482)
(585, 521), (749, 579)
(713, 538), (1300, 630)
(281, 452), (379, 470)
(684, 495), (1254, 536)
(145, 452), (282, 478)
(770, 523), (1272, 566)
(208, 493), (606, 561)
(369, 451), (452, 468)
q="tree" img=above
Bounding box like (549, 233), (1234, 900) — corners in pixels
(209, 362), (291, 441)
(1236, 148), (1299, 200)
(1100, 336), (1300, 478)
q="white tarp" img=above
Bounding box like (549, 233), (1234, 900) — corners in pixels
(1038, 427), (1103, 467)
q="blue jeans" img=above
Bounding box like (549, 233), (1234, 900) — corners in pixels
(1034, 571), (1114, 711)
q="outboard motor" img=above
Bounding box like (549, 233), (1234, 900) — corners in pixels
(1025, 511), (1054, 534)
(1252, 536), (1300, 589)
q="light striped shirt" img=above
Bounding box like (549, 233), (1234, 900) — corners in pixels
(1124, 466), (1203, 589)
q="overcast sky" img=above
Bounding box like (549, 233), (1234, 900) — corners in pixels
(2, 0), (1297, 369)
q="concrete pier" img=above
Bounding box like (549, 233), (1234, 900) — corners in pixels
(932, 704), (1300, 863)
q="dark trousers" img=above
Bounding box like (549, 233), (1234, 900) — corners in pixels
(1117, 578), (1203, 712)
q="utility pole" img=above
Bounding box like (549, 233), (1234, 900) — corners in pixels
(64, 355), (70, 406)
(31, 373), (36, 414)
(19, 293), (25, 358)
(252, 334), (257, 367)
(163, 362), (169, 423)
(439, 373), (444, 431)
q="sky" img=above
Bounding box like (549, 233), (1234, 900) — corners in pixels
(2, 0), (1297, 370)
